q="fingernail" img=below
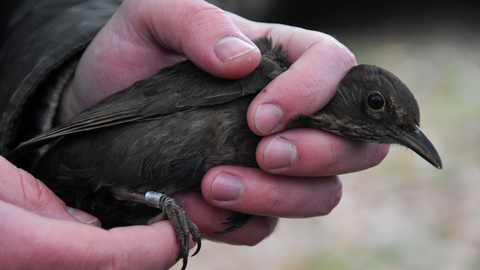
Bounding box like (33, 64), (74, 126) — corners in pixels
(214, 36), (256, 62)
(212, 172), (243, 202)
(67, 206), (101, 226)
(264, 136), (297, 170)
(255, 103), (283, 134)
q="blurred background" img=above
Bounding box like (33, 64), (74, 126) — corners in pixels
(173, 1), (480, 269)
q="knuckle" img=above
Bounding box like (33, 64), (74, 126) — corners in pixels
(307, 34), (357, 75)
(329, 37), (356, 67)
(257, 180), (285, 212)
(17, 170), (52, 212)
(306, 176), (342, 217)
(314, 134), (345, 174)
(243, 216), (278, 246)
(184, 4), (230, 38)
(319, 176), (343, 215)
(318, 34), (356, 69)
(294, 72), (325, 108)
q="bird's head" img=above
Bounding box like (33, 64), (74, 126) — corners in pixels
(291, 64), (442, 169)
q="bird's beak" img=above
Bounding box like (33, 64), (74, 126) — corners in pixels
(390, 125), (442, 169)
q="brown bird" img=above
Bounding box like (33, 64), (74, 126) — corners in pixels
(7, 37), (442, 270)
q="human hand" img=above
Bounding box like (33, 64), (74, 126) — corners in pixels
(58, 0), (389, 246)
(0, 156), (194, 269)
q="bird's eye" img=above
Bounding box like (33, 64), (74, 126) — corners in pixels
(367, 92), (385, 110)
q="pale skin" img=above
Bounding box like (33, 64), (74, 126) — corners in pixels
(0, 0), (389, 269)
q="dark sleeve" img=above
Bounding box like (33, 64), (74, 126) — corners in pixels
(0, 0), (121, 159)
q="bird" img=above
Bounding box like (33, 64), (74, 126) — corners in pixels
(6, 37), (442, 270)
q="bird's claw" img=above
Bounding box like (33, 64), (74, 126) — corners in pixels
(148, 193), (202, 268)
(214, 213), (253, 234)
(111, 188), (201, 270)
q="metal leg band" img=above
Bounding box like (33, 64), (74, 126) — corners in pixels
(145, 191), (166, 208)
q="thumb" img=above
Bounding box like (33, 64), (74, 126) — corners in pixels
(0, 156), (100, 226)
(62, 0), (263, 119)
(121, 0), (262, 78)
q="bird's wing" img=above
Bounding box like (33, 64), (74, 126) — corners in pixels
(7, 54), (286, 160)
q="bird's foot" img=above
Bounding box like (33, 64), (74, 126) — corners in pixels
(111, 188), (201, 270)
(214, 213), (253, 234)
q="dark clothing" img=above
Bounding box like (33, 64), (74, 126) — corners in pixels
(0, 0), (120, 163)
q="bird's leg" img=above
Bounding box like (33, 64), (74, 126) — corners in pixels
(110, 187), (202, 270)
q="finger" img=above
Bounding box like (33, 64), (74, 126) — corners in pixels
(201, 166), (343, 218)
(256, 129), (390, 176)
(0, 156), (100, 226)
(230, 16), (358, 135)
(122, 0), (261, 78)
(174, 191), (277, 246)
(0, 201), (181, 270)
(248, 33), (356, 134)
